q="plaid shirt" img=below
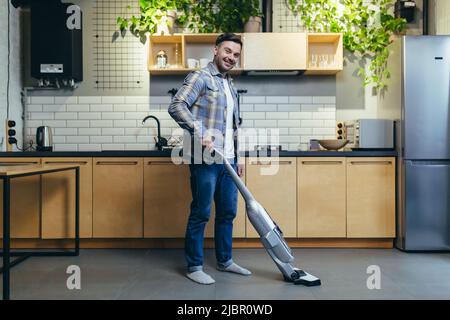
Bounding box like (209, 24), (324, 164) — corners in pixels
(168, 62), (240, 160)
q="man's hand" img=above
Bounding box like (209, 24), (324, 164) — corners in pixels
(237, 163), (244, 177)
(201, 137), (214, 153)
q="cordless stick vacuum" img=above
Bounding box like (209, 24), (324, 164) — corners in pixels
(213, 149), (321, 286)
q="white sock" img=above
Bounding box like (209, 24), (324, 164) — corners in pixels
(218, 262), (252, 276)
(186, 270), (215, 285)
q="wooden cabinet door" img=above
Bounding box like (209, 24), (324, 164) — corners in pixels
(143, 158), (191, 238)
(347, 157), (396, 238)
(242, 33), (307, 70)
(205, 161), (247, 238)
(93, 158), (143, 238)
(41, 158), (92, 239)
(245, 157), (297, 238)
(0, 158), (41, 238)
(298, 158), (346, 237)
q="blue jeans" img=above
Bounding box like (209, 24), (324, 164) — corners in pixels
(185, 161), (238, 272)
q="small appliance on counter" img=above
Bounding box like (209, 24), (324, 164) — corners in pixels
(36, 126), (53, 151)
(336, 119), (394, 150)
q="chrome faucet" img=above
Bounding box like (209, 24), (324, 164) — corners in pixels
(142, 115), (168, 151)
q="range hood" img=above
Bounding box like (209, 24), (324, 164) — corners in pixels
(242, 33), (307, 75)
(244, 70), (304, 76)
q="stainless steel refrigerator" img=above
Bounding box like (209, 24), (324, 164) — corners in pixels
(397, 36), (450, 251)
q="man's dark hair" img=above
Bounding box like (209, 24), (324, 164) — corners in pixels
(215, 33), (242, 47)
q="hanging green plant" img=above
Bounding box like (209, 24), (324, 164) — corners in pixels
(286, 0), (407, 90)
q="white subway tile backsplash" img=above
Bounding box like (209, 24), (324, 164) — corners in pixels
(114, 136), (137, 143)
(90, 136), (113, 143)
(79, 128), (101, 135)
(55, 96), (78, 104)
(79, 112), (101, 120)
(289, 96), (313, 104)
(66, 104), (90, 112)
(67, 120), (90, 128)
(277, 104), (301, 112)
(90, 120), (113, 128)
(55, 112), (77, 120)
(102, 128), (125, 135)
(55, 128), (78, 135)
(78, 96), (102, 104)
(114, 120), (137, 128)
(27, 104), (42, 112)
(102, 96), (125, 104)
(31, 96), (54, 104)
(253, 104), (277, 112)
(266, 96), (289, 104)
(313, 96), (336, 104)
(90, 104), (113, 112)
(66, 136), (90, 144)
(102, 112), (125, 120)
(26, 95), (337, 152)
(114, 104), (136, 112)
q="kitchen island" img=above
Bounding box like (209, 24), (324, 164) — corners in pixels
(0, 150), (396, 249)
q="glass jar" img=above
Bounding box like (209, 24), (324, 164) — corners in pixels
(156, 50), (168, 69)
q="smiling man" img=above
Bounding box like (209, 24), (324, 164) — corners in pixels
(169, 33), (250, 285)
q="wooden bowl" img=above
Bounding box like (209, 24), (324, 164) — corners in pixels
(318, 139), (349, 150)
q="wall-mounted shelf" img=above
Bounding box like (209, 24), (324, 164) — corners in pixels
(305, 33), (343, 75)
(148, 32), (343, 76)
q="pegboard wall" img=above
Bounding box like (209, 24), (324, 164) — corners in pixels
(93, 0), (144, 90)
(272, 0), (306, 32)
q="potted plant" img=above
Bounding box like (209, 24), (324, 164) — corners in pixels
(242, 0), (263, 32)
(117, 0), (190, 41)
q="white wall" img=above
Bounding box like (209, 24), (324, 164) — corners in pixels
(435, 0), (450, 34)
(0, 2), (23, 151)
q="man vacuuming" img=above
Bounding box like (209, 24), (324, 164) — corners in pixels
(168, 33), (250, 285)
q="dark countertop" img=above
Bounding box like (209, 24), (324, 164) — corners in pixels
(0, 150), (398, 158)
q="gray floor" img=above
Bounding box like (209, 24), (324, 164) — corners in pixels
(2, 248), (450, 300)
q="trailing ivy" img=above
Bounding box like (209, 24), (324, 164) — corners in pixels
(287, 0), (407, 90)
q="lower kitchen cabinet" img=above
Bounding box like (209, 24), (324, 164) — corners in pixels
(143, 158), (191, 237)
(41, 158), (93, 239)
(297, 158), (346, 237)
(93, 158), (143, 238)
(144, 158), (246, 238)
(245, 157), (297, 238)
(0, 158), (41, 238)
(347, 157), (396, 238)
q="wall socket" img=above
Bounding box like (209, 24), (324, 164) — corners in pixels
(6, 119), (17, 152)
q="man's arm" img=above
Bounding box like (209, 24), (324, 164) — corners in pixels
(168, 71), (205, 138)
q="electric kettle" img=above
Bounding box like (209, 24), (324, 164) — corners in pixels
(36, 126), (53, 151)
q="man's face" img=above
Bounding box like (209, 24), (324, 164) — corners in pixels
(213, 40), (241, 73)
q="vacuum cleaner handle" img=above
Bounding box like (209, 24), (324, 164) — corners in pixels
(212, 148), (255, 202)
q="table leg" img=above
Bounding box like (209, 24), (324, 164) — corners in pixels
(3, 177), (10, 300)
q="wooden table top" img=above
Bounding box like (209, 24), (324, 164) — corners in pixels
(0, 164), (80, 177)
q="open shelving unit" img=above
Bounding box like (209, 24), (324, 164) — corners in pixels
(305, 33), (343, 75)
(148, 32), (343, 76)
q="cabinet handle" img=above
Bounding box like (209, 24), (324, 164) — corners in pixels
(44, 161), (88, 165)
(301, 161), (343, 165)
(350, 161), (392, 165)
(0, 161), (39, 165)
(250, 160), (292, 165)
(147, 161), (173, 165)
(96, 161), (138, 165)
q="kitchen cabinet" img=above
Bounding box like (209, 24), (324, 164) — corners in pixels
(242, 33), (307, 70)
(143, 158), (191, 237)
(305, 33), (344, 75)
(93, 158), (143, 238)
(245, 157), (297, 238)
(41, 158), (92, 239)
(347, 157), (396, 238)
(0, 158), (41, 238)
(297, 158), (346, 237)
(148, 33), (243, 75)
